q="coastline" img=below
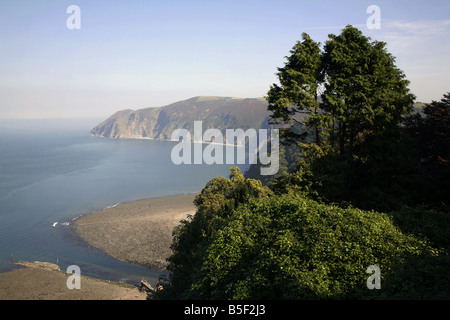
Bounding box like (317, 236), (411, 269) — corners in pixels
(74, 194), (197, 271)
(0, 260), (147, 300)
(0, 193), (197, 300)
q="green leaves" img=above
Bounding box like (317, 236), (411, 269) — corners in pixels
(322, 26), (415, 155)
(180, 193), (434, 299)
(267, 33), (322, 144)
(268, 25), (414, 157)
(154, 27), (449, 301)
(155, 163), (448, 300)
(156, 167), (272, 299)
(262, 26), (424, 212)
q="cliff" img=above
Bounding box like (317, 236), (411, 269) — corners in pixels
(89, 96), (272, 140)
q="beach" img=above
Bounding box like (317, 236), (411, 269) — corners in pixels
(74, 194), (197, 271)
(0, 261), (147, 300)
(0, 194), (197, 300)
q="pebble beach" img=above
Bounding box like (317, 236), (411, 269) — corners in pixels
(0, 194), (197, 300)
(74, 194), (197, 271)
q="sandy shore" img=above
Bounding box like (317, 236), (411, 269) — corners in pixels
(74, 194), (197, 271)
(0, 261), (147, 300)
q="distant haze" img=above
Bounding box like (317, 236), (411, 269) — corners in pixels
(1, 0), (449, 119)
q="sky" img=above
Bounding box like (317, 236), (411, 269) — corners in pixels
(0, 0), (449, 119)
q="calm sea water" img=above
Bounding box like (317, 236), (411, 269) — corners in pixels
(0, 118), (248, 286)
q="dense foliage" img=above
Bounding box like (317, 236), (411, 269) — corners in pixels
(404, 93), (450, 207)
(156, 168), (272, 299)
(155, 168), (447, 299)
(264, 25), (419, 212)
(153, 26), (449, 300)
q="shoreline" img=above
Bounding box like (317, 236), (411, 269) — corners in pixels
(89, 133), (248, 147)
(0, 193), (198, 300)
(0, 260), (147, 300)
(74, 193), (197, 271)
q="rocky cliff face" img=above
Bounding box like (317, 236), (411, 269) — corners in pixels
(90, 96), (272, 140)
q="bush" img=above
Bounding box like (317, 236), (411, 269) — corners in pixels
(156, 190), (440, 299)
(154, 167), (272, 299)
(388, 206), (450, 253)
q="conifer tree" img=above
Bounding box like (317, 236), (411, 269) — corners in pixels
(267, 33), (323, 145)
(267, 25), (415, 157)
(322, 25), (415, 156)
(265, 25), (416, 210)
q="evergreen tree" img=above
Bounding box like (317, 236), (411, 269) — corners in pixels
(267, 25), (414, 156)
(404, 92), (450, 207)
(266, 25), (416, 211)
(321, 25), (415, 156)
(267, 32), (323, 145)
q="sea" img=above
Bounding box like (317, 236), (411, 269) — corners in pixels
(0, 118), (249, 286)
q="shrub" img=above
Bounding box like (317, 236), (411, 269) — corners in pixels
(157, 191), (438, 299)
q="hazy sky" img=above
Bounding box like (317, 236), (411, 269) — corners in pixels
(0, 0), (449, 119)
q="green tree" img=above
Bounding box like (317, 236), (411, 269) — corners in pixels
(322, 26), (415, 156)
(164, 193), (438, 299)
(404, 92), (450, 207)
(266, 25), (416, 211)
(267, 32), (324, 145)
(155, 167), (272, 299)
(267, 25), (415, 156)
(154, 27), (449, 301)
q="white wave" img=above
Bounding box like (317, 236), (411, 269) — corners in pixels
(52, 222), (58, 227)
(106, 203), (120, 209)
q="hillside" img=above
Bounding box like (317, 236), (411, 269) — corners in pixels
(90, 96), (272, 140)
